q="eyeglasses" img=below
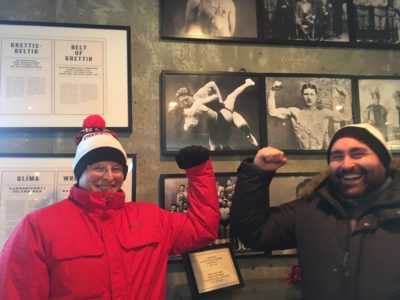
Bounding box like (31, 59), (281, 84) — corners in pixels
(86, 164), (125, 176)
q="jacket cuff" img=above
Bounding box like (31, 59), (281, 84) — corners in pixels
(238, 158), (276, 178)
(185, 159), (213, 175)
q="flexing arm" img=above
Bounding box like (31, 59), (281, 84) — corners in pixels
(231, 147), (297, 251)
(326, 85), (353, 122)
(171, 146), (219, 254)
(267, 81), (293, 119)
(253, 147), (288, 171)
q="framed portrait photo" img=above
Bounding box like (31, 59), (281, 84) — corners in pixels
(159, 173), (265, 259)
(0, 153), (136, 249)
(160, 0), (260, 42)
(269, 171), (318, 256)
(350, 0), (400, 49)
(265, 74), (356, 153)
(0, 20), (132, 130)
(356, 77), (400, 151)
(261, 0), (351, 46)
(161, 71), (265, 155)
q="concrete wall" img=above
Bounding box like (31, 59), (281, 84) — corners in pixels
(1, 0), (400, 298)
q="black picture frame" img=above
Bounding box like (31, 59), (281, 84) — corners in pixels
(269, 171), (318, 256)
(160, 71), (265, 155)
(159, 173), (266, 259)
(160, 0), (260, 42)
(355, 76), (400, 152)
(0, 20), (132, 131)
(0, 153), (137, 248)
(160, 0), (400, 49)
(261, 0), (351, 45)
(265, 73), (356, 153)
(182, 244), (244, 297)
(350, 0), (400, 47)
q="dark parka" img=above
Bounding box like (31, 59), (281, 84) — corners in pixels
(231, 159), (400, 300)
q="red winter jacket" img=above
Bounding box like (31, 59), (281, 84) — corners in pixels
(0, 160), (219, 300)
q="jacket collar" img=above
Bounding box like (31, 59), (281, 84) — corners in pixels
(68, 185), (126, 215)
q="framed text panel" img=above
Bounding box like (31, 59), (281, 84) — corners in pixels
(0, 20), (132, 130)
(182, 245), (244, 297)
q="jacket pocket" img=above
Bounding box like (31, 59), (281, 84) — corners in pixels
(51, 239), (104, 259)
(118, 225), (161, 250)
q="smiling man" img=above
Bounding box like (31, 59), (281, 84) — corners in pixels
(0, 115), (219, 300)
(231, 123), (400, 300)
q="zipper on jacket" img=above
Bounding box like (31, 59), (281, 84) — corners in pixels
(342, 251), (349, 269)
(340, 218), (352, 298)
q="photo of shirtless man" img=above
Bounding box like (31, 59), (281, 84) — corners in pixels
(174, 78), (258, 150)
(160, 0), (258, 39)
(164, 74), (261, 153)
(184, 0), (236, 36)
(266, 77), (353, 150)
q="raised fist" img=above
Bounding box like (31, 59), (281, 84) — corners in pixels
(334, 85), (348, 99)
(253, 147), (287, 172)
(271, 81), (283, 91)
(245, 78), (255, 86)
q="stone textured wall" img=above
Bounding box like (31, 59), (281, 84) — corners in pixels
(2, 0), (400, 204)
(1, 0), (399, 298)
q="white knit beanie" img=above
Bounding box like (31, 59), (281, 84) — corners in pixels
(327, 123), (392, 168)
(72, 115), (128, 181)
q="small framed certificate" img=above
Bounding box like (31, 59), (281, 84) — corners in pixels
(182, 245), (244, 297)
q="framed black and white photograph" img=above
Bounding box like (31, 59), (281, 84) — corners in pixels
(0, 20), (132, 130)
(351, 0), (400, 48)
(269, 171), (318, 256)
(0, 153), (136, 249)
(262, 0), (350, 44)
(161, 71), (264, 155)
(160, 0), (259, 41)
(356, 77), (400, 151)
(159, 0), (400, 48)
(182, 244), (244, 297)
(159, 173), (265, 258)
(265, 74), (355, 153)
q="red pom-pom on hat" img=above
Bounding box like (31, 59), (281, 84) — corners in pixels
(82, 114), (106, 129)
(75, 115), (119, 146)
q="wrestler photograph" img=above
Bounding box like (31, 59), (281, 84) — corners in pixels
(162, 72), (263, 154)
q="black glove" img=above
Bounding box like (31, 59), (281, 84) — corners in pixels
(175, 145), (210, 169)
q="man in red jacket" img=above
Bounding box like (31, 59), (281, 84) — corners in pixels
(0, 115), (219, 300)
